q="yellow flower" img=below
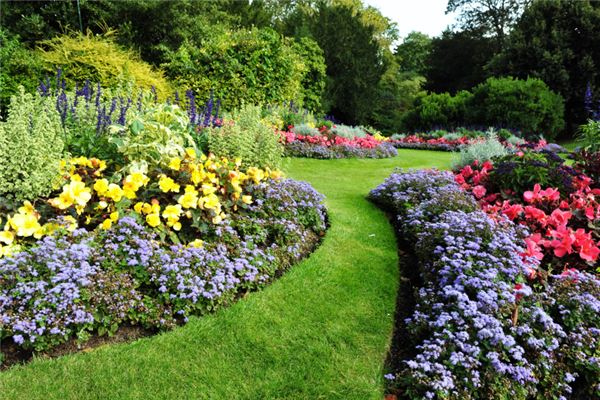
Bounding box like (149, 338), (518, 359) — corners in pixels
(93, 179), (109, 196)
(172, 221), (182, 231)
(68, 181), (92, 207)
(190, 166), (204, 186)
(178, 185), (199, 209)
(9, 213), (42, 237)
(0, 231), (14, 245)
(49, 191), (73, 210)
(146, 213), (161, 227)
(106, 184), (124, 202)
(85, 215), (92, 224)
(169, 157), (181, 171)
(123, 172), (149, 199)
(247, 167), (265, 184)
(18, 201), (37, 216)
(212, 214), (223, 224)
(162, 204), (182, 221)
(70, 173), (83, 182)
(201, 184), (217, 196)
(158, 175), (180, 193)
(242, 195), (252, 205)
(201, 193), (220, 210)
(97, 201), (109, 210)
(268, 169), (283, 180)
(189, 239), (204, 248)
(134, 202), (144, 213)
(142, 203), (154, 214)
(110, 211), (119, 222)
(185, 148), (197, 160)
(62, 216), (78, 232)
(101, 219), (113, 230)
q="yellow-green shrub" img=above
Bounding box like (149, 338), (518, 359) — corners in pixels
(37, 31), (172, 100)
(0, 89), (65, 206)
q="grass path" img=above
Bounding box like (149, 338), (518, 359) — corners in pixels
(0, 150), (452, 400)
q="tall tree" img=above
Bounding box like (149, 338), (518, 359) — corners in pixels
(395, 31), (432, 76)
(310, 2), (386, 124)
(446, 0), (530, 49)
(425, 29), (496, 94)
(489, 0), (600, 132)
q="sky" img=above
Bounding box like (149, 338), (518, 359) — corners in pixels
(363, 0), (457, 40)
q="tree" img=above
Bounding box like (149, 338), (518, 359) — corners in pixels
(308, 2), (387, 124)
(489, 0), (600, 133)
(394, 31), (432, 76)
(446, 0), (530, 49)
(425, 29), (496, 94)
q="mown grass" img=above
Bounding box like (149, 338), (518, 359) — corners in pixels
(0, 150), (452, 400)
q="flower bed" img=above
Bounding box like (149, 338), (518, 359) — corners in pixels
(280, 128), (398, 159)
(370, 170), (599, 399)
(0, 153), (327, 366)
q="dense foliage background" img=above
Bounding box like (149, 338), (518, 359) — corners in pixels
(1, 0), (599, 137)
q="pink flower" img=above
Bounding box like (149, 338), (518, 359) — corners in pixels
(472, 185), (486, 199)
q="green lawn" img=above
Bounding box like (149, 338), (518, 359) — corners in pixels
(0, 150), (452, 400)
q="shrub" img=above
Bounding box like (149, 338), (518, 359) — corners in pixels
(109, 102), (196, 171)
(469, 77), (565, 140)
(403, 90), (473, 131)
(453, 130), (508, 169)
(576, 119), (600, 153)
(0, 89), (64, 206)
(331, 124), (367, 139)
(489, 151), (582, 195)
(0, 29), (43, 111)
(163, 27), (323, 111)
(290, 37), (327, 112)
(207, 105), (284, 169)
(37, 31), (172, 100)
(292, 123), (320, 137)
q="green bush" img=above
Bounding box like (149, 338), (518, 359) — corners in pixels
(163, 27), (325, 112)
(0, 89), (65, 206)
(403, 90), (473, 131)
(469, 77), (564, 140)
(331, 124), (367, 139)
(453, 130), (508, 169)
(206, 105), (283, 169)
(291, 37), (327, 112)
(109, 103), (196, 172)
(576, 119), (600, 153)
(38, 31), (173, 100)
(0, 29), (44, 111)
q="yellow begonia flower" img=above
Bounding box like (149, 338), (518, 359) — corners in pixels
(68, 181), (92, 207)
(18, 201), (37, 216)
(142, 203), (153, 214)
(97, 201), (109, 210)
(172, 221), (182, 231)
(134, 202), (144, 213)
(9, 213), (42, 237)
(94, 179), (109, 196)
(106, 184), (124, 202)
(201, 193), (220, 210)
(62, 216), (78, 231)
(190, 167), (204, 186)
(70, 173), (83, 182)
(162, 204), (182, 221)
(185, 148), (197, 160)
(0, 231), (14, 245)
(101, 219), (113, 230)
(123, 172), (150, 199)
(169, 158), (181, 171)
(146, 213), (161, 227)
(189, 239), (203, 248)
(110, 211), (119, 222)
(202, 184), (217, 196)
(178, 186), (199, 209)
(212, 214), (223, 224)
(158, 175), (181, 193)
(242, 195), (252, 205)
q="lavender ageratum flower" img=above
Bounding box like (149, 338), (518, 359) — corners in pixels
(285, 142), (397, 159)
(370, 169), (600, 398)
(1, 180), (327, 355)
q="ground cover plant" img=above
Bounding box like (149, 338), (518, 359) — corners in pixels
(370, 168), (600, 399)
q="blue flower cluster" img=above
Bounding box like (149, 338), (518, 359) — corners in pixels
(0, 179), (327, 355)
(370, 170), (600, 399)
(285, 142), (398, 159)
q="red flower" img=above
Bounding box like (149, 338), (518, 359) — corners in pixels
(502, 202), (524, 220)
(522, 235), (544, 261)
(472, 185), (487, 199)
(549, 209), (572, 228)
